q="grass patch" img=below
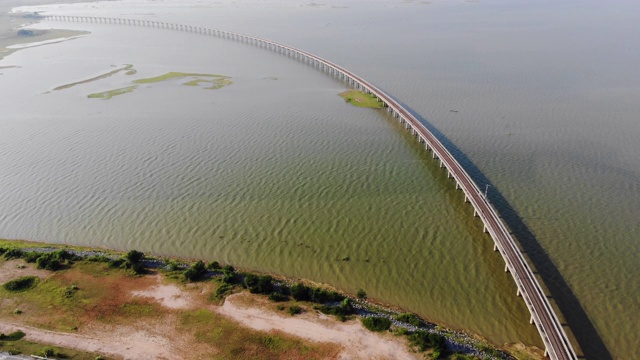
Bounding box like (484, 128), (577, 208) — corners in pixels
(88, 85), (137, 99)
(179, 309), (332, 359)
(0, 338), (105, 360)
(339, 90), (383, 109)
(3, 276), (37, 292)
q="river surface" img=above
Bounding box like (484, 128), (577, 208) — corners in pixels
(1, 1), (638, 358)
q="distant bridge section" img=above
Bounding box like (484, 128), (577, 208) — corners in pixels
(42, 14), (578, 360)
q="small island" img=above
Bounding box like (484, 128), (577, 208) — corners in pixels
(339, 90), (384, 109)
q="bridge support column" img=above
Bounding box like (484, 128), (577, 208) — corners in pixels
(505, 264), (509, 273)
(493, 243), (498, 252)
(544, 348), (548, 358)
(473, 209), (478, 217)
(464, 195), (469, 203)
(517, 288), (522, 297)
(483, 224), (488, 233)
(455, 182), (460, 190)
(530, 316), (534, 324)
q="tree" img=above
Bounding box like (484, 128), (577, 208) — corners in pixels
(184, 260), (207, 281)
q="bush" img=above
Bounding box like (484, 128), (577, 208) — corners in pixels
(268, 292), (289, 302)
(395, 313), (423, 328)
(207, 261), (221, 270)
(310, 287), (344, 303)
(0, 330), (26, 341)
(108, 258), (125, 268)
(35, 253), (62, 271)
(222, 272), (239, 284)
(356, 289), (367, 300)
(3, 276), (37, 292)
(290, 283), (311, 301)
(184, 260), (207, 281)
(362, 316), (392, 332)
(222, 265), (235, 273)
(166, 260), (180, 271)
(244, 274), (273, 294)
(125, 250), (145, 264)
(211, 283), (233, 301)
(288, 305), (303, 315)
(41, 348), (58, 357)
(85, 255), (111, 263)
(3, 248), (23, 259)
(23, 251), (41, 263)
(318, 298), (354, 320)
(408, 330), (446, 353)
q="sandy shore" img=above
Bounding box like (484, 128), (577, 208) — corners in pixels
(0, 258), (421, 359)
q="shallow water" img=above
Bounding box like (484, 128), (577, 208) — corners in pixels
(1, 1), (639, 358)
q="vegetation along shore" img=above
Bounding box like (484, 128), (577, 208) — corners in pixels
(0, 239), (540, 359)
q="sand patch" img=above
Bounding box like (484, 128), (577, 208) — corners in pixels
(131, 276), (193, 310)
(0, 259), (50, 284)
(217, 292), (419, 360)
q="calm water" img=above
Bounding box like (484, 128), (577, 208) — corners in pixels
(1, 1), (638, 358)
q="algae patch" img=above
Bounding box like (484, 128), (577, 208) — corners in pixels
(134, 72), (233, 90)
(87, 86), (137, 100)
(54, 64), (136, 91)
(86, 71), (233, 100)
(339, 90), (383, 109)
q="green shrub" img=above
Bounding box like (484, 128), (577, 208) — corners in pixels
(207, 261), (221, 270)
(85, 255), (111, 262)
(41, 348), (58, 357)
(362, 316), (392, 332)
(3, 248), (23, 259)
(8, 349), (20, 355)
(3, 276), (37, 292)
(290, 283), (311, 301)
(395, 313), (423, 327)
(408, 330), (446, 353)
(0, 330), (26, 341)
(268, 292), (289, 302)
(125, 250), (144, 264)
(222, 272), (239, 284)
(108, 258), (125, 268)
(288, 305), (303, 315)
(23, 251), (41, 263)
(244, 274), (273, 294)
(356, 289), (367, 299)
(222, 264), (235, 273)
(210, 283), (233, 302)
(184, 260), (207, 281)
(35, 253), (62, 271)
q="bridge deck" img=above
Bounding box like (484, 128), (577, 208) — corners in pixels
(43, 14), (578, 360)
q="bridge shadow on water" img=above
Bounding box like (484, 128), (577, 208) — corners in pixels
(394, 100), (612, 360)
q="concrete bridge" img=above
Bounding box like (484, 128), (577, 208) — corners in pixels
(42, 14), (578, 360)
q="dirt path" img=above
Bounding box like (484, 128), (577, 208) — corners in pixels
(0, 322), (173, 360)
(216, 292), (419, 360)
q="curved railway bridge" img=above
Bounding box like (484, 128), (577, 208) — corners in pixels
(42, 14), (577, 360)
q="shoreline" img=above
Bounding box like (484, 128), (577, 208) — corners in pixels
(0, 238), (543, 359)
